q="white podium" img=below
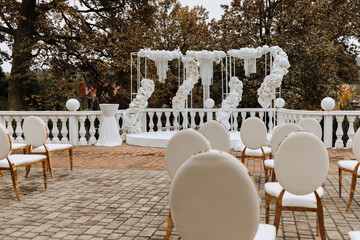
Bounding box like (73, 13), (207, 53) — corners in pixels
(96, 104), (122, 146)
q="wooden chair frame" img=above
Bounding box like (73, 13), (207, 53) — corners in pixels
(241, 146), (272, 182)
(265, 189), (325, 240)
(1, 129), (47, 201)
(339, 162), (360, 211)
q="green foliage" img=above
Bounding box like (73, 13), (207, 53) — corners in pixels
(0, 66), (8, 109)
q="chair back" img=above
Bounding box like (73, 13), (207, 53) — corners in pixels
(199, 120), (230, 152)
(353, 128), (360, 162)
(270, 123), (302, 155)
(274, 131), (329, 195)
(165, 129), (211, 179)
(240, 117), (267, 150)
(170, 150), (260, 240)
(0, 124), (11, 159)
(23, 116), (48, 148)
(298, 118), (322, 139)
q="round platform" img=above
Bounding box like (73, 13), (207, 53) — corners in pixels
(126, 131), (243, 148)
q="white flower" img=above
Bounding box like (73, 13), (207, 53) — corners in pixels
(124, 78), (155, 133)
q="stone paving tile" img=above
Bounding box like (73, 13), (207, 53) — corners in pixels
(3, 145), (359, 239)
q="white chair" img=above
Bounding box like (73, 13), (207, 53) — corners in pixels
(264, 123), (302, 182)
(265, 131), (329, 239)
(298, 117), (322, 139)
(26, 116), (73, 179)
(237, 117), (272, 179)
(199, 120), (230, 152)
(0, 122), (48, 201)
(338, 127), (360, 211)
(349, 231), (360, 240)
(164, 129), (212, 240)
(170, 150), (276, 240)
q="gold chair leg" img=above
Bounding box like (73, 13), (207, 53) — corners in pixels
(265, 193), (270, 224)
(165, 210), (173, 240)
(271, 170), (276, 182)
(315, 191), (326, 240)
(0, 170), (4, 178)
(47, 153), (54, 179)
(69, 148), (73, 171)
(25, 166), (31, 178)
(10, 168), (20, 201)
(346, 172), (357, 211)
(274, 190), (285, 235)
(339, 167), (342, 197)
(42, 161), (47, 189)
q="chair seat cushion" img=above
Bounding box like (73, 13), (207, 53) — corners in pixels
(338, 160), (360, 174)
(12, 143), (27, 150)
(254, 224), (276, 240)
(265, 182), (324, 208)
(264, 159), (274, 168)
(349, 231), (360, 240)
(235, 144), (271, 157)
(32, 144), (73, 153)
(0, 154), (47, 168)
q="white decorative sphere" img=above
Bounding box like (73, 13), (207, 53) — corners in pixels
(204, 98), (215, 109)
(274, 98), (285, 108)
(321, 97), (335, 111)
(66, 99), (80, 111)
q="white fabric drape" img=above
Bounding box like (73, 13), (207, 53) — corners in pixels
(96, 104), (122, 147)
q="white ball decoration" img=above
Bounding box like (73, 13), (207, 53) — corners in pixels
(204, 98), (215, 109)
(66, 99), (80, 111)
(274, 98), (285, 108)
(321, 97), (335, 111)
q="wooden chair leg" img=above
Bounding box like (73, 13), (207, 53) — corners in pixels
(42, 161), (47, 189)
(274, 190), (285, 235)
(316, 214), (319, 235)
(265, 193), (270, 224)
(10, 168), (20, 201)
(264, 167), (269, 183)
(346, 172), (357, 211)
(25, 166), (31, 178)
(339, 167), (342, 197)
(271, 170), (276, 182)
(165, 210), (173, 240)
(315, 191), (326, 240)
(69, 148), (73, 171)
(0, 170), (4, 178)
(47, 153), (54, 179)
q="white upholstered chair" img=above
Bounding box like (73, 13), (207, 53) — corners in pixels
(238, 117), (271, 178)
(199, 120), (230, 152)
(265, 131), (329, 239)
(0, 122), (48, 201)
(170, 150), (276, 240)
(349, 231), (360, 240)
(26, 116), (73, 179)
(264, 123), (302, 182)
(298, 117), (322, 139)
(338, 127), (360, 211)
(0, 142), (28, 178)
(164, 129), (212, 240)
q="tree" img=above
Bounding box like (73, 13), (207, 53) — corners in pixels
(217, 0), (360, 109)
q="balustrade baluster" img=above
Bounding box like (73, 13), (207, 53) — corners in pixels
(250, 111), (255, 117)
(115, 113), (121, 130)
(59, 117), (69, 143)
(207, 111), (213, 121)
(268, 111), (273, 131)
(241, 111), (247, 128)
(41, 117), (52, 144)
(190, 111), (196, 129)
(89, 115), (97, 145)
(335, 116), (345, 148)
(156, 111), (163, 132)
(199, 112), (204, 127)
(165, 112), (171, 131)
(78, 116), (87, 145)
(259, 111), (264, 121)
(347, 116), (356, 148)
(148, 112), (154, 132)
(5, 117), (14, 140)
(232, 112), (238, 131)
(14, 117), (24, 142)
(173, 112), (179, 131)
(50, 117), (60, 143)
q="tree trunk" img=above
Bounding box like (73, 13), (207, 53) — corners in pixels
(8, 0), (36, 110)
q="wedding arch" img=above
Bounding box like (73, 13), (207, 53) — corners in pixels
(126, 46), (290, 132)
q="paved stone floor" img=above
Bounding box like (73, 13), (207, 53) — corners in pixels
(0, 145), (359, 239)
